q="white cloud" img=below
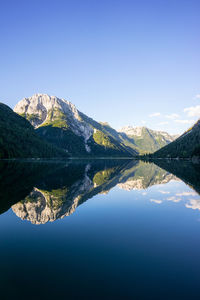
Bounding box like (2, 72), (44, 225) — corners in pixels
(175, 119), (195, 124)
(195, 94), (200, 99)
(159, 190), (170, 194)
(141, 120), (147, 125)
(176, 192), (198, 197)
(158, 121), (169, 125)
(165, 113), (179, 119)
(149, 112), (161, 117)
(184, 105), (200, 117)
(150, 199), (162, 204)
(185, 199), (200, 211)
(167, 196), (181, 203)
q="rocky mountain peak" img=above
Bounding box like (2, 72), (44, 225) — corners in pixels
(14, 93), (93, 152)
(118, 126), (145, 136)
(14, 93), (81, 125)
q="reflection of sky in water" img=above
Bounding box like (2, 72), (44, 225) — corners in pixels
(1, 162), (200, 299)
(139, 180), (200, 212)
(4, 160), (200, 224)
(115, 179), (200, 220)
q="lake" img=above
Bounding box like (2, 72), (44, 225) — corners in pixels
(0, 159), (200, 299)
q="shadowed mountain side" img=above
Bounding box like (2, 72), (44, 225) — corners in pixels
(151, 119), (200, 159)
(153, 160), (200, 195)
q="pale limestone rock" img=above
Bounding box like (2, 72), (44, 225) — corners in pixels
(118, 126), (144, 137)
(14, 93), (93, 152)
(118, 125), (176, 142)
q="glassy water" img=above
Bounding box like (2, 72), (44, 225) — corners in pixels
(1, 159), (200, 300)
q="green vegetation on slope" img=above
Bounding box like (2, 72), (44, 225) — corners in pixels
(100, 123), (139, 155)
(151, 120), (200, 158)
(121, 127), (175, 154)
(0, 103), (68, 158)
(93, 130), (116, 149)
(37, 112), (135, 157)
(79, 113), (137, 156)
(39, 108), (69, 128)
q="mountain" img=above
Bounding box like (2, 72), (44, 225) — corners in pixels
(152, 120), (200, 159)
(0, 102), (68, 159)
(14, 94), (137, 157)
(118, 126), (177, 154)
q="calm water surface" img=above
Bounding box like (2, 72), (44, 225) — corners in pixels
(0, 159), (200, 299)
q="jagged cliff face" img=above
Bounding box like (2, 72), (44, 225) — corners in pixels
(119, 126), (144, 137)
(14, 94), (93, 152)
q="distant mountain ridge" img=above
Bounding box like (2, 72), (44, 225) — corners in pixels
(118, 125), (177, 154)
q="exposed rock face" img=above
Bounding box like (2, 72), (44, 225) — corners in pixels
(14, 94), (93, 152)
(119, 126), (144, 137)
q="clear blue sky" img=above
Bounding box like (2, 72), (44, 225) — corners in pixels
(0, 0), (200, 134)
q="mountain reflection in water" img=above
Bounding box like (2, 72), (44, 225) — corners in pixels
(0, 159), (200, 224)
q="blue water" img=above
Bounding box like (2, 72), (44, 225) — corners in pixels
(0, 159), (200, 299)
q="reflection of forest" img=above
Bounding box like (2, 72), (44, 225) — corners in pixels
(154, 159), (200, 195)
(1, 159), (198, 224)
